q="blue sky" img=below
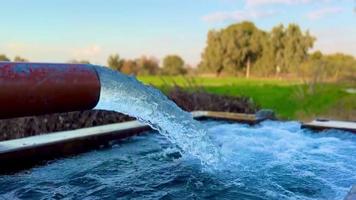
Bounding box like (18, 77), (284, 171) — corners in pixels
(0, 0), (355, 66)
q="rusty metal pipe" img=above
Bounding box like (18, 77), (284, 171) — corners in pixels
(0, 62), (101, 119)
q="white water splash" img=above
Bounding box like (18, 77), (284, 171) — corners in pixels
(94, 66), (219, 165)
(206, 120), (356, 199)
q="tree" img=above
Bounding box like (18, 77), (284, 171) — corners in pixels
(136, 56), (160, 75)
(283, 24), (315, 73)
(298, 51), (327, 94)
(14, 56), (28, 62)
(297, 51), (356, 85)
(270, 24), (285, 75)
(252, 35), (275, 76)
(199, 30), (224, 76)
(226, 22), (265, 78)
(107, 54), (123, 71)
(108, 54), (160, 75)
(162, 55), (186, 75)
(121, 59), (139, 75)
(199, 21), (265, 77)
(185, 64), (197, 76)
(322, 53), (356, 81)
(0, 54), (10, 61)
(262, 24), (315, 75)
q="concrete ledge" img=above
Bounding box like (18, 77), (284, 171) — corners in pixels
(0, 111), (262, 174)
(193, 111), (261, 124)
(302, 119), (356, 133)
(0, 121), (150, 174)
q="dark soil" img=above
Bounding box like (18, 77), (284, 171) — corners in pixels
(0, 88), (257, 141)
(168, 86), (257, 114)
(0, 110), (134, 141)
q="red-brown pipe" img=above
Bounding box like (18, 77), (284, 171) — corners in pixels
(0, 62), (101, 119)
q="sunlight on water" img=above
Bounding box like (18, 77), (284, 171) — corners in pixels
(94, 66), (220, 166)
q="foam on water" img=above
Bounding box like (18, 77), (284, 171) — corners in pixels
(205, 120), (356, 199)
(94, 66), (219, 165)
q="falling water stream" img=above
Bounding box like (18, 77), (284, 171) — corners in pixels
(94, 66), (220, 166)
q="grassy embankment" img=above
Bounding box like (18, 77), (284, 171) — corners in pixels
(138, 76), (355, 121)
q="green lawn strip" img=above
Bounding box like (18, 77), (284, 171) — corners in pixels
(292, 84), (349, 119)
(203, 84), (297, 119)
(138, 76), (299, 87)
(138, 76), (350, 120)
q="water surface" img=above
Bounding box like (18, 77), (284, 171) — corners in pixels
(1, 120), (355, 200)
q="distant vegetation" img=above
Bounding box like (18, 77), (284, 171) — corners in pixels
(106, 53), (189, 76)
(0, 54), (28, 62)
(107, 54), (161, 76)
(162, 55), (187, 75)
(199, 22), (314, 77)
(0, 21), (354, 120)
(197, 21), (355, 84)
(13, 56), (28, 62)
(104, 21), (355, 84)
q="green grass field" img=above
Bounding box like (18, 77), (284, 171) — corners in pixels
(138, 76), (356, 120)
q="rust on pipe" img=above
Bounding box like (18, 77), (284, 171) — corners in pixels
(0, 62), (101, 119)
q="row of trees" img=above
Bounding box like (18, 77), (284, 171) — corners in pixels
(0, 53), (188, 76)
(107, 54), (187, 76)
(0, 54), (28, 62)
(198, 21), (316, 77)
(299, 51), (356, 82)
(198, 21), (356, 82)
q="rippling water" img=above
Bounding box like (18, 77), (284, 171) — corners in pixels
(1, 120), (355, 200)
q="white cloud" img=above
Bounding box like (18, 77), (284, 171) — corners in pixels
(70, 44), (102, 58)
(202, 9), (276, 23)
(245, 0), (316, 7)
(307, 7), (343, 20)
